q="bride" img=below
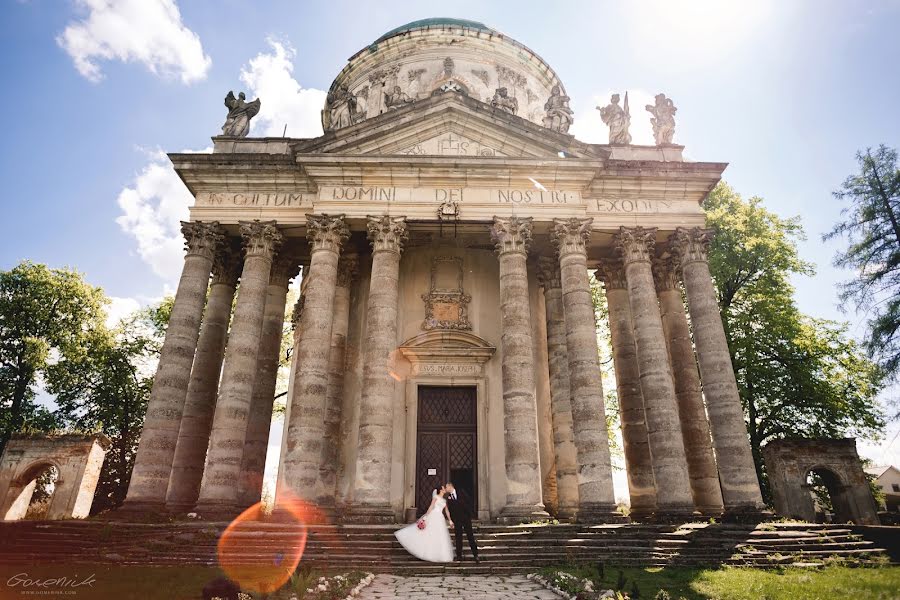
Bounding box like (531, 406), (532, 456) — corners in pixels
(394, 485), (454, 562)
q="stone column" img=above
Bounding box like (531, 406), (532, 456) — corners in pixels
(613, 226), (695, 518)
(653, 257), (725, 515)
(236, 253), (300, 508)
(490, 216), (548, 522)
(282, 215), (349, 510)
(596, 259), (658, 519)
(551, 218), (618, 521)
(536, 257), (580, 521)
(669, 227), (765, 516)
(318, 254), (358, 508)
(347, 216), (407, 523)
(123, 221), (223, 512)
(194, 220), (282, 516)
(166, 243), (241, 512)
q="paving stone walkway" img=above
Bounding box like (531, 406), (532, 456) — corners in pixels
(357, 574), (561, 599)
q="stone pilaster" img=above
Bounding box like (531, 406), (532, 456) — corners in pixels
(490, 216), (548, 522)
(596, 259), (658, 519)
(195, 220), (282, 516)
(166, 242), (241, 512)
(123, 221), (223, 512)
(653, 256), (724, 515)
(550, 218), (618, 522)
(613, 226), (695, 518)
(347, 217), (408, 523)
(536, 257), (579, 521)
(669, 227), (765, 517)
(318, 253), (358, 508)
(237, 252), (300, 508)
(282, 215), (349, 513)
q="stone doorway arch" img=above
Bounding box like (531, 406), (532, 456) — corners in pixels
(0, 434), (109, 520)
(763, 438), (879, 525)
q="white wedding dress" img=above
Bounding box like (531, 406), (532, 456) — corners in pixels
(394, 492), (454, 562)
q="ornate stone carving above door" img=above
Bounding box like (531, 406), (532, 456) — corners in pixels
(422, 256), (472, 330)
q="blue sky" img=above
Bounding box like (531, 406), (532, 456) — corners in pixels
(2, 1), (899, 484)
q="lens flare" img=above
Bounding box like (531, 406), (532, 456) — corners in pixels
(216, 491), (322, 594)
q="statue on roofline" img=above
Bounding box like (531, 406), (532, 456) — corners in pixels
(221, 91), (261, 137)
(646, 93), (677, 146)
(597, 92), (631, 145)
(542, 85), (574, 134)
(491, 87), (519, 115)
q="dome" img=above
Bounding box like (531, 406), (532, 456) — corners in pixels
(322, 17), (570, 133)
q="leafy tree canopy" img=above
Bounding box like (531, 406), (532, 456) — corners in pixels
(825, 145), (900, 379)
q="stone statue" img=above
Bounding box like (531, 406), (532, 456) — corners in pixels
(491, 87), (519, 115)
(323, 84), (357, 131)
(597, 92), (631, 145)
(542, 85), (574, 133)
(646, 93), (677, 145)
(221, 91), (261, 137)
(384, 85), (413, 110)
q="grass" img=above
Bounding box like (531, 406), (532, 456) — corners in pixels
(1, 563), (898, 600)
(540, 563), (900, 600)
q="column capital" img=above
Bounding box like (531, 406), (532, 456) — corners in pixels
(595, 258), (628, 290)
(181, 221), (224, 261)
(669, 227), (713, 267)
(270, 252), (302, 288)
(336, 253), (360, 288)
(535, 256), (561, 290)
(490, 216), (533, 256)
(307, 214), (350, 254)
(211, 241), (242, 286)
(240, 220), (283, 259)
(551, 217), (593, 258)
(366, 215), (408, 253)
(613, 226), (657, 266)
(652, 256), (679, 292)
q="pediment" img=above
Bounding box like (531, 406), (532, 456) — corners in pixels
(293, 93), (598, 159)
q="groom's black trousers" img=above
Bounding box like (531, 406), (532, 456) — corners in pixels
(454, 520), (478, 560)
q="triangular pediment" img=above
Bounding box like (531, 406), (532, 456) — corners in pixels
(292, 93), (599, 159)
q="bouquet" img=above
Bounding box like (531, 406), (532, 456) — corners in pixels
(416, 519), (426, 530)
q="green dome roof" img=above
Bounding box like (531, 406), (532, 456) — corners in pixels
(373, 18), (496, 44)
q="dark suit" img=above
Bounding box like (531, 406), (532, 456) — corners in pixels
(444, 489), (478, 561)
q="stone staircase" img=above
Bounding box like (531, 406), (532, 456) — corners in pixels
(0, 520), (889, 574)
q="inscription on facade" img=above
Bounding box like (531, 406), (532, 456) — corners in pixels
(497, 189), (573, 204)
(399, 132), (500, 157)
(196, 192), (311, 207)
(593, 199), (674, 213)
(413, 363), (482, 377)
(321, 186), (581, 205)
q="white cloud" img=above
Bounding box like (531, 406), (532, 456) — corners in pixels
(115, 148), (208, 288)
(570, 90), (656, 146)
(105, 296), (141, 327)
(57, 0), (211, 84)
(239, 38), (327, 138)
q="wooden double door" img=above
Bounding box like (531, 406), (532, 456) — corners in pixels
(415, 386), (477, 517)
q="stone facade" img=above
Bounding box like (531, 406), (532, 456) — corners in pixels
(122, 19), (766, 523)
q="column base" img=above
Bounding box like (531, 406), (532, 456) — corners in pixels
(191, 501), (245, 521)
(495, 504), (550, 524)
(695, 505), (725, 519)
(722, 505), (773, 524)
(575, 503), (628, 524)
(651, 506), (701, 524)
(557, 506), (579, 523)
(164, 501), (198, 515)
(628, 506), (658, 523)
(111, 500), (171, 521)
(342, 502), (396, 524)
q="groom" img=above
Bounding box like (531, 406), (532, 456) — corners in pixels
(444, 482), (479, 563)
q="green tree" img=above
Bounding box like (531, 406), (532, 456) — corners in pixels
(705, 183), (885, 499)
(0, 262), (107, 454)
(825, 145), (900, 379)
